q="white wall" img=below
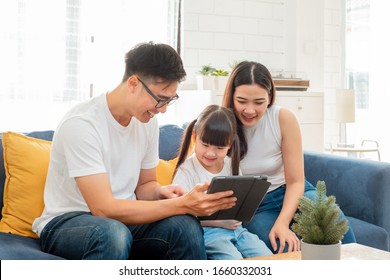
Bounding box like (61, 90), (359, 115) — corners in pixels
(181, 0), (344, 147)
(323, 0), (345, 145)
(182, 0), (288, 88)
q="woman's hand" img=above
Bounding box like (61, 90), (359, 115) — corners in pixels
(269, 221), (300, 253)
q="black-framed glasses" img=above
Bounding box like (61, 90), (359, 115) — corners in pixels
(138, 78), (179, 109)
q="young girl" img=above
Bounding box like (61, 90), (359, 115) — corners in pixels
(172, 104), (272, 260)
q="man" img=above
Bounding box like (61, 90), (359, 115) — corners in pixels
(32, 42), (236, 260)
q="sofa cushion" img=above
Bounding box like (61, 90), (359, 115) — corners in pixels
(156, 157), (179, 185)
(158, 124), (183, 160)
(304, 151), (390, 251)
(304, 151), (390, 233)
(347, 216), (389, 251)
(0, 232), (63, 260)
(0, 130), (54, 221)
(0, 132), (51, 238)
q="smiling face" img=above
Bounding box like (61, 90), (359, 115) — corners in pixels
(133, 78), (179, 123)
(194, 134), (230, 173)
(233, 84), (270, 127)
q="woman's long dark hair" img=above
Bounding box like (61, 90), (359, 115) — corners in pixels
(174, 104), (240, 177)
(221, 61), (276, 159)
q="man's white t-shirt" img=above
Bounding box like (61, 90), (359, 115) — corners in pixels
(32, 93), (159, 236)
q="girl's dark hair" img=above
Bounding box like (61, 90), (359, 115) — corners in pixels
(122, 42), (186, 83)
(221, 61), (275, 159)
(174, 105), (240, 177)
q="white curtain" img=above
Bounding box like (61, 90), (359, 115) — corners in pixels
(0, 0), (181, 131)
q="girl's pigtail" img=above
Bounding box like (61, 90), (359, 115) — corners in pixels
(173, 120), (196, 178)
(229, 134), (241, 175)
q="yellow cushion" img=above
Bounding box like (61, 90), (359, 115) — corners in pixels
(156, 157), (178, 185)
(0, 132), (51, 238)
(156, 139), (194, 185)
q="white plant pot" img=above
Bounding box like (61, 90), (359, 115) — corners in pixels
(301, 240), (341, 260)
(196, 75), (216, 90)
(215, 76), (229, 93)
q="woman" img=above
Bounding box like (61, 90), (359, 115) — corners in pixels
(222, 61), (356, 253)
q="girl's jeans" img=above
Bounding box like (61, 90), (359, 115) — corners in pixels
(203, 225), (272, 259)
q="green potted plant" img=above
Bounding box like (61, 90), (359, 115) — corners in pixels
(196, 64), (217, 90)
(198, 64), (216, 76)
(211, 69), (229, 76)
(196, 64), (230, 92)
(228, 60), (241, 71)
(212, 68), (229, 93)
(291, 180), (349, 259)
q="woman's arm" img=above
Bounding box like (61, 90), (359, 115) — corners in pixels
(269, 107), (305, 253)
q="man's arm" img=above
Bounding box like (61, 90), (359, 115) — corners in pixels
(135, 168), (186, 200)
(76, 172), (236, 225)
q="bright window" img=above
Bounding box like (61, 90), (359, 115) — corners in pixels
(345, 0), (390, 161)
(0, 0), (181, 131)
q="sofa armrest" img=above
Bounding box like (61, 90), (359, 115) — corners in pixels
(304, 151), (390, 236)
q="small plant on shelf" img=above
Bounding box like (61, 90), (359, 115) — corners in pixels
(291, 180), (349, 245)
(198, 64), (216, 76)
(212, 69), (229, 76)
(228, 60), (241, 71)
(196, 64), (230, 90)
(198, 65), (229, 76)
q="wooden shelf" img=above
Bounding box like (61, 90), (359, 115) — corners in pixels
(273, 79), (310, 91)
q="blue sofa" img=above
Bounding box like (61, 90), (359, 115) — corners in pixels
(0, 124), (389, 259)
(304, 151), (390, 251)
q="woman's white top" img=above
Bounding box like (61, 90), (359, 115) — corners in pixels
(240, 105), (285, 192)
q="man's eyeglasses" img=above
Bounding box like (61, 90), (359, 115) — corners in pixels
(138, 78), (179, 109)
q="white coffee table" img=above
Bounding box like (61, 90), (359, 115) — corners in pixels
(246, 243), (390, 260)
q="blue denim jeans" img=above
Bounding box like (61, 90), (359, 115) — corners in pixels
(203, 225), (272, 259)
(243, 180), (357, 253)
(40, 211), (206, 260)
